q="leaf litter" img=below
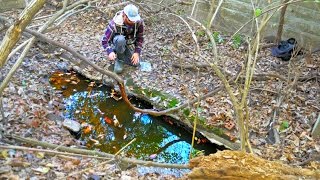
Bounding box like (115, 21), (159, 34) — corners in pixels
(0, 1), (319, 179)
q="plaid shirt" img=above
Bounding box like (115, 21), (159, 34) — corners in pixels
(101, 16), (144, 55)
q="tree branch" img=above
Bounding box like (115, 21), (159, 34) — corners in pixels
(8, 135), (190, 169)
(0, 0), (46, 67)
(275, 0), (290, 44)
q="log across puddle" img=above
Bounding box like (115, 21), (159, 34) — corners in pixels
(50, 71), (222, 176)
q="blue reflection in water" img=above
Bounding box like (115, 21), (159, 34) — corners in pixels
(140, 114), (152, 125)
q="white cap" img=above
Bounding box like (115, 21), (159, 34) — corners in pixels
(123, 4), (141, 22)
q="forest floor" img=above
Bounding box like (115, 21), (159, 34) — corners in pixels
(1, 1), (320, 180)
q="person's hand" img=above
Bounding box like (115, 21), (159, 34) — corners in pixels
(131, 53), (140, 65)
(108, 52), (116, 61)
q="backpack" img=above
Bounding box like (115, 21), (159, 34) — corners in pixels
(271, 38), (301, 61)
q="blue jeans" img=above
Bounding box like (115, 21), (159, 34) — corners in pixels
(113, 35), (139, 74)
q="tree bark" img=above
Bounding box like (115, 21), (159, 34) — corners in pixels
(275, 0), (290, 44)
(0, 0), (45, 67)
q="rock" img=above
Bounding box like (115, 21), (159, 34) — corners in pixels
(139, 61), (152, 72)
(46, 113), (64, 122)
(56, 60), (69, 72)
(311, 113), (320, 137)
(62, 119), (81, 133)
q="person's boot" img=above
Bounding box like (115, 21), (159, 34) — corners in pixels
(114, 59), (124, 74)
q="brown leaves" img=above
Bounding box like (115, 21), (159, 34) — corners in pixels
(110, 89), (122, 101)
(205, 97), (215, 104)
(224, 121), (235, 130)
(104, 117), (112, 125)
(50, 71), (81, 89)
(209, 113), (235, 130)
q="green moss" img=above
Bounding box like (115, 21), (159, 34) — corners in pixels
(130, 85), (180, 109)
(168, 98), (179, 108)
(183, 108), (191, 116)
(212, 127), (225, 136)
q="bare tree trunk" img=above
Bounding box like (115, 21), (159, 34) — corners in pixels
(0, 0), (45, 67)
(275, 0), (290, 44)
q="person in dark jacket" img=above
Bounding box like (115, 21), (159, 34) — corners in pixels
(101, 4), (144, 74)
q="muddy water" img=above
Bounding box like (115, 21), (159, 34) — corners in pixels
(50, 71), (219, 176)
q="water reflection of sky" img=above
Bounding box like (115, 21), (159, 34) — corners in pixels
(63, 89), (211, 176)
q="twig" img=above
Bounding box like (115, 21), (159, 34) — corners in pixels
(251, 88), (278, 94)
(0, 92), (5, 124)
(54, 4), (87, 26)
(0, 145), (111, 160)
(190, 0), (198, 17)
(34, 14), (53, 21)
(208, 0), (224, 28)
(190, 69), (201, 158)
(115, 138), (136, 156)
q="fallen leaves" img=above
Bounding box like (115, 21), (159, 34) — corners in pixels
(224, 121), (235, 130)
(33, 167), (50, 174)
(110, 89), (122, 101)
(104, 116), (112, 125)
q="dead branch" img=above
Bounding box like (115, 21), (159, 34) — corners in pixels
(0, 0), (46, 67)
(0, 145), (111, 160)
(0, 93), (5, 122)
(9, 135), (189, 169)
(275, 0), (290, 44)
(208, 0), (224, 28)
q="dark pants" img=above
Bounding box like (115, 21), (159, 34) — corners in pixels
(113, 35), (138, 74)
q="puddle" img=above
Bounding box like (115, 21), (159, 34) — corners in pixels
(50, 71), (221, 176)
